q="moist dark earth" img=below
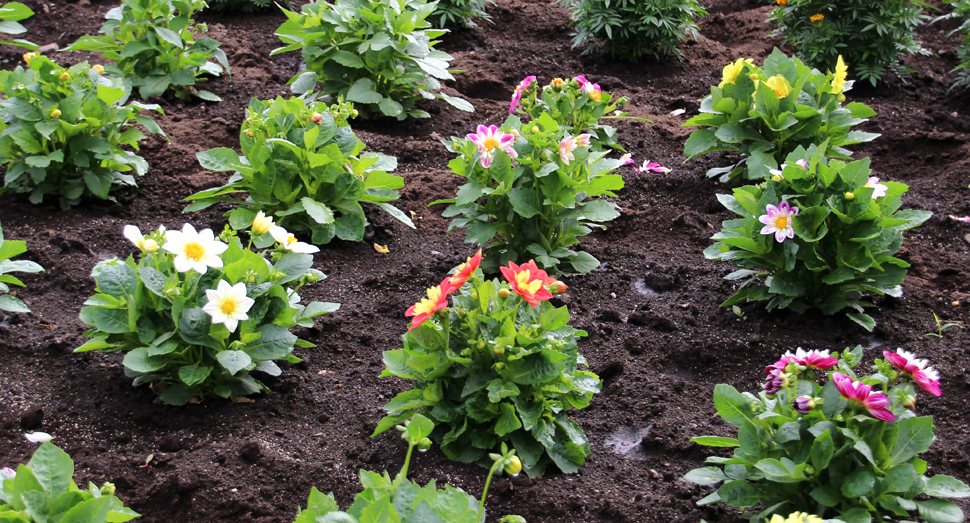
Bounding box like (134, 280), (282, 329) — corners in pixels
(2, 0), (970, 521)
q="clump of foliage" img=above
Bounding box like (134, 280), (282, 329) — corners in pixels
(0, 55), (165, 209)
(295, 414), (526, 523)
(439, 110), (628, 273)
(685, 345), (970, 522)
(377, 252), (600, 476)
(0, 442), (141, 522)
(65, 0), (229, 101)
(705, 143), (931, 330)
(557, 0), (707, 61)
(0, 1), (37, 49)
(0, 222), (43, 314)
(273, 0), (473, 120)
(684, 49), (880, 182)
(76, 222), (338, 405)
(185, 95), (415, 245)
(935, 0), (970, 91)
(768, 0), (930, 85)
(510, 74), (640, 152)
(432, 0), (493, 28)
(202, 0), (283, 12)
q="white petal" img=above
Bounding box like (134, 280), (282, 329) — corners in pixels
(181, 223), (198, 236)
(202, 254), (224, 269)
(270, 226), (289, 245)
(123, 225), (143, 245)
(224, 317), (239, 333)
(290, 242), (319, 254)
(172, 256), (193, 273)
(24, 432), (54, 443)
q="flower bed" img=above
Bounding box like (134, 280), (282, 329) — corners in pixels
(0, 0), (969, 522)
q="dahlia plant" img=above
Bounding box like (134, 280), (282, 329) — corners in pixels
(273, 0), (473, 120)
(376, 252), (600, 477)
(75, 222), (338, 405)
(439, 103), (633, 273)
(685, 345), (969, 522)
(556, 0), (707, 61)
(295, 414), (526, 523)
(186, 95), (413, 245)
(508, 74), (643, 151)
(0, 1), (37, 49)
(684, 49), (879, 182)
(432, 0), (493, 28)
(706, 143), (930, 330)
(0, 442), (140, 523)
(768, 0), (930, 85)
(935, 0), (970, 91)
(65, 0), (229, 101)
(0, 55), (165, 209)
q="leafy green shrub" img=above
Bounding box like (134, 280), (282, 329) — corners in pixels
(202, 0), (282, 12)
(295, 414), (526, 523)
(432, 0), (493, 28)
(376, 253), (600, 476)
(935, 0), (970, 91)
(684, 345), (970, 522)
(510, 74), (640, 152)
(556, 0), (707, 61)
(185, 96), (414, 245)
(273, 0), (473, 120)
(683, 49), (880, 182)
(1, 442), (140, 522)
(0, 1), (37, 49)
(0, 55), (165, 209)
(75, 222), (338, 405)
(438, 109), (628, 273)
(65, 0), (229, 101)
(705, 143), (931, 330)
(768, 0), (930, 85)
(0, 222), (44, 313)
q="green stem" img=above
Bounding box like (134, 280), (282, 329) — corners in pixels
(478, 458), (503, 520)
(394, 440), (416, 488)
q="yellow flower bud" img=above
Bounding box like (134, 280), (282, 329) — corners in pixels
(332, 111), (340, 119)
(351, 109), (359, 118)
(504, 456), (522, 475)
(58, 72), (70, 81)
(245, 129), (254, 137)
(93, 64), (105, 74)
(22, 52), (36, 63)
(771, 174), (783, 182)
(498, 288), (511, 299)
(844, 192), (855, 200)
(530, 126), (539, 134)
(50, 108), (62, 118)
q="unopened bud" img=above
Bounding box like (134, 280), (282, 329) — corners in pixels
(417, 438), (432, 452)
(165, 286), (181, 298)
(245, 129), (254, 137)
(494, 362), (505, 371)
(549, 280), (567, 294)
(311, 112), (323, 125)
(93, 64), (104, 74)
(22, 52), (35, 63)
(530, 126), (539, 134)
(100, 482), (116, 496)
(244, 270), (257, 284)
(498, 288), (510, 299)
(50, 108), (61, 118)
(509, 128), (520, 139)
(504, 455), (522, 476)
(59, 72), (70, 81)
(332, 111), (340, 119)
(493, 346), (505, 355)
(844, 192), (855, 200)
(550, 78), (565, 91)
(351, 109), (359, 118)
(476, 340), (486, 350)
(902, 394), (917, 410)
(771, 174), (783, 182)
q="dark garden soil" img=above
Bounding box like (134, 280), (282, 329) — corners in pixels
(2, 0), (970, 521)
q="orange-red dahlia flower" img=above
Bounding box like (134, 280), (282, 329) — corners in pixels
(405, 278), (450, 331)
(500, 260), (554, 307)
(448, 249), (482, 292)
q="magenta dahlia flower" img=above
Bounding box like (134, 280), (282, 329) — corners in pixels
(467, 125), (518, 168)
(832, 372), (895, 422)
(633, 160), (671, 173)
(509, 75), (536, 114)
(884, 349), (941, 396)
(759, 201), (799, 243)
(763, 368), (790, 396)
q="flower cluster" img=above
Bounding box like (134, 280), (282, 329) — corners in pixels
(405, 252), (570, 330)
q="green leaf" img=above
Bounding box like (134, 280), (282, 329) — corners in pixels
(713, 384), (756, 428)
(923, 475), (970, 498)
(916, 499), (964, 523)
(690, 436), (740, 447)
(404, 414), (435, 443)
(579, 199), (619, 222)
(486, 379), (520, 403)
(79, 307), (130, 334)
(376, 203), (415, 228)
(178, 364), (212, 387)
(683, 467), (728, 486)
(302, 198), (335, 225)
(716, 480), (761, 508)
(153, 26), (185, 48)
(197, 148), (242, 172)
(216, 350), (252, 376)
(494, 403), (522, 437)
(122, 347), (166, 373)
(28, 442), (74, 499)
(811, 429), (834, 470)
(345, 78), (382, 104)
(540, 306), (569, 331)
(59, 496), (113, 523)
(507, 188), (541, 219)
(890, 417), (935, 466)
(842, 468), (875, 498)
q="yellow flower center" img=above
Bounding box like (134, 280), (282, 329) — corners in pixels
(220, 299), (238, 316)
(285, 234), (298, 246)
(514, 270), (542, 295)
(482, 137), (499, 151)
(589, 89), (602, 102)
(774, 216), (789, 229)
(413, 286), (443, 316)
(184, 242), (205, 261)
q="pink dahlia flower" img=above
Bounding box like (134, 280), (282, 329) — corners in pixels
(759, 201), (799, 243)
(559, 135), (579, 165)
(949, 215), (970, 223)
(864, 177), (888, 199)
(467, 125), (518, 168)
(509, 75), (536, 114)
(884, 349), (941, 396)
(832, 372), (895, 422)
(619, 153), (634, 165)
(633, 160), (671, 173)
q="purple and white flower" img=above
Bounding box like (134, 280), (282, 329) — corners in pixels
(467, 125), (518, 168)
(758, 201), (799, 243)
